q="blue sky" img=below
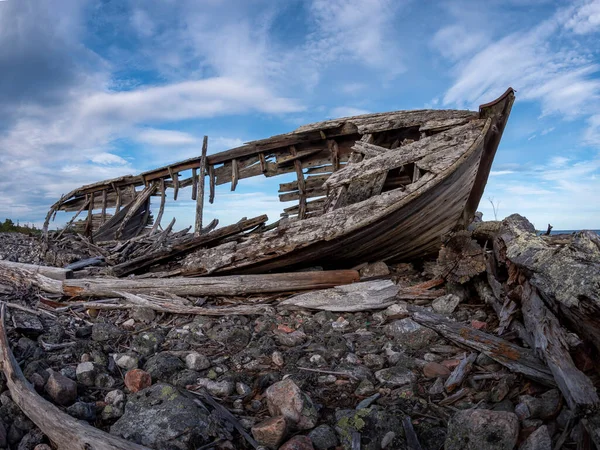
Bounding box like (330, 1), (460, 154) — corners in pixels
(1, 0), (599, 231)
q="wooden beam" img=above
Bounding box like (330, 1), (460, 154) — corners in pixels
(290, 146), (307, 219)
(194, 136), (208, 236)
(100, 189), (107, 224)
(150, 179), (166, 236)
(208, 164), (215, 204)
(191, 168), (198, 201)
(0, 260), (73, 281)
(168, 167), (179, 201)
(259, 152), (267, 173)
(85, 193), (94, 236)
(115, 183), (156, 240)
(113, 183), (122, 213)
(231, 158), (239, 191)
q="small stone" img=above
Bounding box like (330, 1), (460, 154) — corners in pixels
(114, 354), (139, 370)
(266, 378), (318, 430)
(105, 389), (125, 406)
(45, 370), (77, 406)
(132, 331), (164, 356)
(383, 303), (409, 318)
(375, 366), (416, 387)
(431, 294), (461, 314)
(381, 431), (396, 448)
(471, 320), (487, 330)
(363, 354), (385, 370)
(30, 372), (45, 392)
(520, 425), (551, 450)
(385, 318), (437, 350)
(251, 415), (288, 449)
(132, 307), (156, 324)
(91, 322), (123, 342)
(272, 351), (284, 367)
(80, 353), (92, 362)
(275, 330), (307, 347)
(196, 378), (234, 397)
(124, 369), (152, 393)
(280, 435), (315, 450)
(185, 352), (211, 371)
(102, 404), (124, 420)
(60, 366), (77, 380)
(445, 409), (519, 450)
(66, 402), (96, 421)
(355, 379), (376, 396)
(144, 352), (185, 381)
(359, 261), (390, 278)
(515, 402), (531, 420)
(308, 424), (338, 450)
(95, 373), (116, 389)
(236, 382), (251, 397)
(75, 362), (98, 387)
(423, 362), (451, 379)
(429, 377), (445, 395)
(331, 317), (350, 330)
(309, 354), (325, 366)
(356, 393), (380, 409)
(34, 445), (52, 450)
(121, 318), (135, 330)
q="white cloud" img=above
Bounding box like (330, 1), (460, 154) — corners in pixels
(490, 170), (515, 176)
(135, 129), (199, 147)
(564, 0), (600, 34)
(90, 152), (129, 165)
(330, 106), (371, 117)
(431, 25), (488, 61)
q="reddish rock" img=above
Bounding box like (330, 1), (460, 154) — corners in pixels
(422, 362), (451, 379)
(251, 416), (288, 449)
(277, 324), (295, 333)
(124, 369), (152, 393)
(279, 435), (314, 450)
(441, 359), (461, 370)
(471, 320), (487, 330)
(266, 378), (318, 430)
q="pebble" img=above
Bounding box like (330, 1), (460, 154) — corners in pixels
(266, 378), (318, 430)
(363, 354), (385, 369)
(383, 303), (409, 318)
(235, 382), (251, 397)
(471, 320), (487, 330)
(95, 373), (116, 389)
(355, 379), (376, 396)
(121, 318), (135, 330)
(375, 367), (416, 387)
(251, 415), (288, 449)
(114, 354), (139, 370)
(144, 352), (185, 380)
(45, 370), (77, 406)
(308, 424), (338, 450)
(195, 378), (235, 397)
(185, 352), (211, 371)
(331, 317), (350, 330)
(279, 435), (315, 450)
(272, 351), (284, 367)
(66, 402), (96, 421)
(124, 369), (152, 393)
(429, 377), (445, 395)
(75, 362), (98, 387)
(422, 362), (451, 379)
(431, 294), (461, 314)
(359, 261), (390, 278)
(91, 322), (123, 342)
(105, 389), (125, 407)
(34, 445), (52, 450)
(381, 431), (396, 448)
(275, 330), (307, 347)
(445, 409), (519, 450)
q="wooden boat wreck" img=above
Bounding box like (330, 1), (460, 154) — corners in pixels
(45, 88), (515, 277)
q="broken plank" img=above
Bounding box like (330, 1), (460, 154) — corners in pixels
(195, 136), (208, 236)
(112, 215), (268, 277)
(208, 164), (215, 204)
(408, 306), (555, 386)
(0, 260), (73, 281)
(279, 174), (330, 193)
(150, 179), (166, 235)
(279, 187), (327, 202)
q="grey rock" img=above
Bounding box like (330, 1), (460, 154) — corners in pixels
(335, 407), (405, 450)
(359, 262), (390, 278)
(44, 370), (77, 406)
(274, 330), (307, 347)
(363, 354), (385, 370)
(171, 370), (201, 388)
(356, 393), (381, 410)
(185, 352), (211, 371)
(309, 424), (339, 449)
(113, 354), (139, 370)
(105, 389), (125, 407)
(91, 323), (123, 342)
(429, 377), (445, 395)
(0, 419), (6, 447)
(375, 366), (416, 387)
(95, 373), (116, 389)
(519, 425), (551, 450)
(102, 404), (124, 421)
(445, 409), (519, 450)
(195, 378), (234, 397)
(16, 428), (44, 450)
(75, 362), (98, 387)
(144, 352), (185, 381)
(432, 294), (461, 315)
(110, 383), (216, 449)
(12, 312), (44, 335)
(236, 382), (252, 397)
(384, 318), (437, 350)
(60, 366), (77, 380)
(355, 379), (376, 396)
(132, 307), (156, 324)
(132, 331), (164, 356)
(66, 402), (96, 421)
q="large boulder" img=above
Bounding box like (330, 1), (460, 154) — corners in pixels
(110, 383), (218, 449)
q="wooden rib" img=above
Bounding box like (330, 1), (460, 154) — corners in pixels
(277, 147), (324, 166)
(279, 187), (327, 202)
(191, 168), (198, 201)
(328, 140), (340, 171)
(279, 174), (330, 193)
(56, 196), (90, 240)
(115, 183), (156, 240)
(168, 167), (179, 201)
(113, 183), (122, 213)
(150, 179), (166, 236)
(413, 164), (421, 182)
(101, 189), (107, 224)
(231, 158), (239, 191)
(85, 193), (94, 236)
(259, 152), (267, 173)
(195, 136), (208, 236)
(208, 164), (215, 204)
(289, 146), (307, 219)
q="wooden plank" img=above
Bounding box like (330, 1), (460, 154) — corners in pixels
(279, 175), (330, 193)
(290, 146), (307, 219)
(208, 164), (215, 204)
(0, 306), (151, 450)
(168, 167), (179, 200)
(277, 147), (325, 166)
(112, 215), (268, 277)
(283, 198), (326, 215)
(113, 183), (122, 213)
(150, 179), (166, 236)
(195, 136), (208, 236)
(279, 187), (327, 202)
(328, 139), (340, 171)
(100, 189), (107, 224)
(191, 168), (198, 201)
(259, 152), (267, 172)
(62, 270), (361, 298)
(115, 183), (156, 240)
(85, 192), (94, 236)
(231, 158), (239, 191)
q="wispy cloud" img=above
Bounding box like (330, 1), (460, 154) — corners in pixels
(330, 106), (371, 117)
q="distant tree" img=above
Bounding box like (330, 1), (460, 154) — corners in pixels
(488, 197), (500, 221)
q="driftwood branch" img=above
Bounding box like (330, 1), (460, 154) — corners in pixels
(0, 305), (150, 450)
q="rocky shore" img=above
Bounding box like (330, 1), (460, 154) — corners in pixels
(0, 214), (598, 450)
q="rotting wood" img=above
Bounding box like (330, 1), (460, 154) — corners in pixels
(168, 167), (179, 201)
(115, 183), (156, 239)
(208, 164), (215, 204)
(113, 183), (122, 213)
(444, 352), (477, 393)
(191, 168), (198, 201)
(259, 152), (267, 172)
(113, 215), (268, 277)
(0, 305), (150, 450)
(55, 195), (90, 240)
(408, 306), (556, 386)
(290, 145), (307, 219)
(231, 158), (239, 191)
(150, 179), (166, 236)
(101, 189), (107, 224)
(0, 260), (73, 281)
(195, 136), (208, 236)
(85, 191), (94, 236)
(520, 280), (599, 413)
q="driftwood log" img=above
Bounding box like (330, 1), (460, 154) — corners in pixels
(0, 305), (150, 450)
(0, 260), (72, 281)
